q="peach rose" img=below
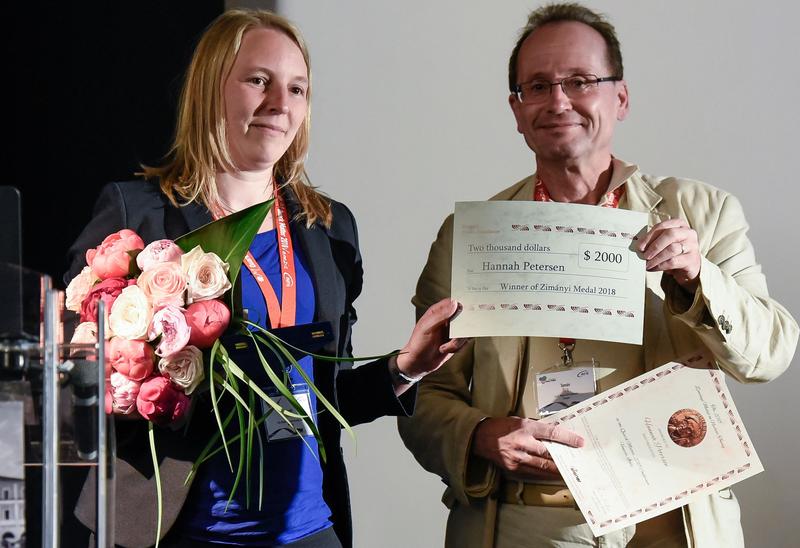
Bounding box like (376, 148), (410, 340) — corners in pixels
(86, 229), (144, 280)
(185, 300), (231, 349)
(107, 337), (155, 381)
(137, 262), (187, 309)
(148, 305), (191, 357)
(109, 286), (152, 340)
(65, 266), (99, 313)
(136, 376), (190, 425)
(109, 371), (141, 415)
(158, 345), (204, 395)
(182, 246), (231, 304)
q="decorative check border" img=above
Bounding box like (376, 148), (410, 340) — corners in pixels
(470, 303), (636, 318)
(510, 224), (638, 240)
(550, 353), (754, 529)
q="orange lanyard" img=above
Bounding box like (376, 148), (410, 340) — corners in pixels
(534, 177), (624, 208)
(213, 191), (297, 328)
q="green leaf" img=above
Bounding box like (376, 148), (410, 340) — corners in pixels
(252, 329), (354, 448)
(127, 249), (142, 278)
(244, 329), (322, 460)
(174, 199), (274, 308)
(208, 340), (233, 471)
(241, 319), (400, 363)
(225, 390), (247, 513)
(148, 423), (163, 548)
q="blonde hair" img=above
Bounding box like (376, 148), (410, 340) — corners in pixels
(142, 9), (331, 228)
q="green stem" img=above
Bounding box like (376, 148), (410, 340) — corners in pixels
(148, 422), (163, 548)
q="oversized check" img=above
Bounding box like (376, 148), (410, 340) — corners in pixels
(541, 352), (763, 537)
(450, 201), (648, 344)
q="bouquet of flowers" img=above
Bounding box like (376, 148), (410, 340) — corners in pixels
(64, 201), (353, 545)
(67, 229), (232, 423)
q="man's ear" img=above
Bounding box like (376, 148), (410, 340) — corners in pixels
(509, 93), (524, 134)
(616, 80), (630, 121)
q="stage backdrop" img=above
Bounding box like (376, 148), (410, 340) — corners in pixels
(258, 1), (799, 547)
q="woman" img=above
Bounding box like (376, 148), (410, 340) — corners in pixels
(65, 9), (463, 548)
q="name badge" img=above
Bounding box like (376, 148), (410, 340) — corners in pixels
(535, 364), (596, 417)
(262, 384), (315, 442)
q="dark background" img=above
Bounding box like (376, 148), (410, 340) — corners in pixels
(8, 2), (224, 546)
(10, 0), (225, 286)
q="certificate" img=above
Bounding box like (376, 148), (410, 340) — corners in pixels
(450, 201), (648, 344)
(541, 352), (763, 537)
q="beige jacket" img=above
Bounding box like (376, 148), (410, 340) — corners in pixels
(398, 159), (798, 547)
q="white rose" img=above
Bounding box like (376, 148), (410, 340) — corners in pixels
(71, 321), (98, 345)
(69, 321), (99, 360)
(109, 286), (152, 340)
(158, 345), (205, 395)
(65, 266), (99, 312)
(181, 246), (231, 304)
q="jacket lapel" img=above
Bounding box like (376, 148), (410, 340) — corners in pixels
(618, 164), (671, 371)
(162, 199), (213, 241)
(177, 201), (214, 235)
(283, 193), (344, 356)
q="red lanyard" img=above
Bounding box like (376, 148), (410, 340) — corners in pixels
(213, 191), (297, 328)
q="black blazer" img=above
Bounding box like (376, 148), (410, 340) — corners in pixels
(66, 181), (415, 548)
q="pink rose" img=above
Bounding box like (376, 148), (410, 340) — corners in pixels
(136, 239), (184, 272)
(137, 262), (187, 308)
(159, 345), (205, 395)
(109, 371), (141, 414)
(66, 266), (99, 313)
(185, 300), (231, 349)
(148, 305), (191, 357)
(136, 376), (190, 424)
(107, 337), (155, 381)
(86, 229), (144, 280)
(80, 277), (134, 324)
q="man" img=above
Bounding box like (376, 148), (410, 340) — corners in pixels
(398, 3), (798, 548)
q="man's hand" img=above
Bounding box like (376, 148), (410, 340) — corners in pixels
(396, 298), (468, 379)
(638, 218), (701, 291)
(472, 416), (584, 478)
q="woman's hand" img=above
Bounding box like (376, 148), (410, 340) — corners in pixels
(394, 298), (467, 385)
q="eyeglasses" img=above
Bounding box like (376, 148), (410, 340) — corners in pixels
(513, 74), (621, 104)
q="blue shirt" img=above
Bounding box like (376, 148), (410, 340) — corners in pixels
(181, 230), (333, 546)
